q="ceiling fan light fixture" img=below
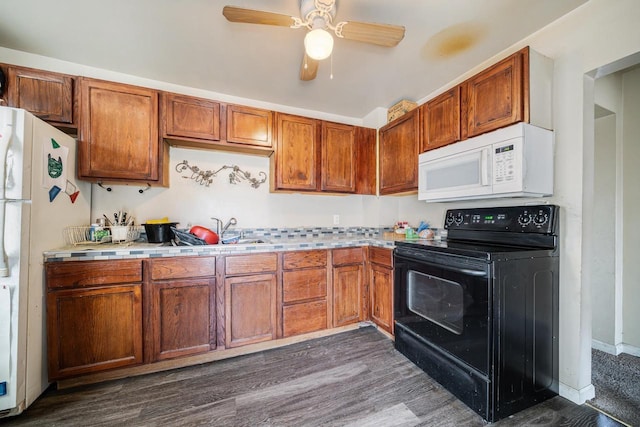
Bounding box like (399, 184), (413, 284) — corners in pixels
(304, 28), (334, 60)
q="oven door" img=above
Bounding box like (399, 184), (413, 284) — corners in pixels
(394, 248), (491, 375)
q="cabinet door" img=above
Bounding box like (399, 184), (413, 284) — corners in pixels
(78, 78), (161, 183)
(225, 274), (277, 348)
(321, 122), (356, 193)
(333, 264), (364, 327)
(273, 113), (319, 191)
(355, 126), (376, 195)
(464, 51), (524, 138)
(227, 104), (273, 148)
(370, 264), (393, 334)
(7, 66), (74, 125)
(162, 93), (220, 141)
(379, 109), (420, 195)
(46, 285), (143, 380)
(421, 86), (461, 152)
(150, 278), (216, 361)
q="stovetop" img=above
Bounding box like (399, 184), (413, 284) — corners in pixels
(395, 238), (557, 260)
(395, 204), (560, 260)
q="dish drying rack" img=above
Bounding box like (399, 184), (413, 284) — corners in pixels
(64, 225), (141, 245)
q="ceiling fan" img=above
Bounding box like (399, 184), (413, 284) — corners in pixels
(223, 0), (405, 81)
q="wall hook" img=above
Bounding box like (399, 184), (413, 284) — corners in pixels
(97, 182), (112, 192)
(138, 183), (151, 194)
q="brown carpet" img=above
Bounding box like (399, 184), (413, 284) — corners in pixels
(589, 349), (640, 426)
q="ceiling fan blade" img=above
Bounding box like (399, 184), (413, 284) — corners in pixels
(338, 21), (405, 47)
(300, 53), (319, 81)
(223, 6), (296, 27)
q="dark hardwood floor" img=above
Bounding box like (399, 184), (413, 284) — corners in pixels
(0, 326), (624, 426)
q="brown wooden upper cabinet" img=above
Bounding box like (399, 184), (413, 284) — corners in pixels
(5, 65), (75, 128)
(421, 86), (461, 152)
(462, 47), (553, 139)
(272, 112), (320, 192)
(379, 108), (420, 195)
(419, 47), (551, 153)
(161, 94), (273, 155)
(272, 113), (375, 195)
(321, 121), (356, 193)
(77, 78), (166, 185)
(463, 50), (524, 139)
(162, 93), (221, 142)
(226, 104), (273, 149)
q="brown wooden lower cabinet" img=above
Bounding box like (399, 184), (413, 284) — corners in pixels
(46, 284), (143, 380)
(225, 273), (277, 348)
(150, 279), (216, 361)
(282, 250), (329, 337)
(44, 246), (395, 382)
(332, 248), (365, 327)
(369, 247), (394, 334)
(147, 256), (217, 361)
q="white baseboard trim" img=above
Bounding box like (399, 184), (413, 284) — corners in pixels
(591, 339), (618, 355)
(559, 382), (595, 404)
(619, 343), (640, 357)
(591, 339), (640, 357)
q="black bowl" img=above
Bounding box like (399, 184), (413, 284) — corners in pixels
(143, 222), (179, 243)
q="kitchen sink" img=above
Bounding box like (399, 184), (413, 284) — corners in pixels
(224, 238), (269, 245)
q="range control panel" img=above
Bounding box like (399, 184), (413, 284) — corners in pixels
(444, 205), (558, 234)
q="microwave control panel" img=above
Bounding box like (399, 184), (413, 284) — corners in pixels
(444, 205), (558, 234)
(494, 144), (515, 183)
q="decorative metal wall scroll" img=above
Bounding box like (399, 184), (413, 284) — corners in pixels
(175, 160), (267, 189)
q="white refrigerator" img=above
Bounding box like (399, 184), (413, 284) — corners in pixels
(0, 107), (90, 417)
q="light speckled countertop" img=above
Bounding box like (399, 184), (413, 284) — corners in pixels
(43, 235), (401, 262)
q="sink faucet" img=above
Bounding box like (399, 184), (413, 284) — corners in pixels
(210, 217), (237, 237)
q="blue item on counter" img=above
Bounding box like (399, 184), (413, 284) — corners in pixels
(416, 221), (429, 233)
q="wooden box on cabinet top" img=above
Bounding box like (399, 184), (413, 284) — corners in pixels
(6, 65), (75, 128)
(77, 78), (167, 185)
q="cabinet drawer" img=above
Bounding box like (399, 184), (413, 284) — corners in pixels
(332, 247), (363, 266)
(283, 250), (327, 269)
(283, 268), (327, 303)
(225, 253), (277, 275)
(46, 260), (143, 289)
(149, 256), (216, 280)
(369, 247), (393, 268)
(283, 300), (327, 337)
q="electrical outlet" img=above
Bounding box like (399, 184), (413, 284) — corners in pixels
(333, 214), (340, 225)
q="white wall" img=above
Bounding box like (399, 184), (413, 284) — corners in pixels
(622, 67), (640, 350)
(91, 147), (376, 229)
(590, 112), (616, 346)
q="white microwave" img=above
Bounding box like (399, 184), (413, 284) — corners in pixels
(418, 123), (554, 202)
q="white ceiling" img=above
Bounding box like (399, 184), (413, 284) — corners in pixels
(0, 0), (588, 119)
